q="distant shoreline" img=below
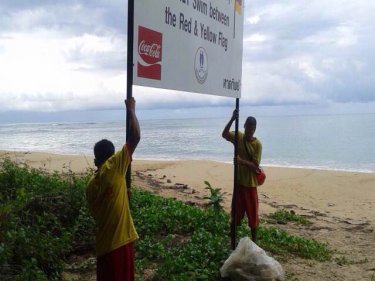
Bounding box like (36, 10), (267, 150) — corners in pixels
(1, 149), (374, 174)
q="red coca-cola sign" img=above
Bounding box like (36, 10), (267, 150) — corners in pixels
(137, 26), (162, 80)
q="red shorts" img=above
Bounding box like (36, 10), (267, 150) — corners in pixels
(232, 185), (259, 228)
(97, 243), (135, 281)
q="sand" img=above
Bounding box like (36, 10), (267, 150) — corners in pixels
(1, 150), (375, 281)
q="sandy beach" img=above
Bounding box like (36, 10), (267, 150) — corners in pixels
(1, 150), (374, 280)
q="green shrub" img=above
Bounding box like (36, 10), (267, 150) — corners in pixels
(0, 158), (94, 280)
(131, 189), (229, 280)
(203, 180), (226, 214)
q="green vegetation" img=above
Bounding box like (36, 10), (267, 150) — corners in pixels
(203, 180), (226, 213)
(132, 189), (230, 281)
(0, 158), (332, 281)
(266, 208), (312, 226)
(0, 158), (94, 281)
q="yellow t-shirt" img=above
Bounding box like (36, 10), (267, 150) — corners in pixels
(86, 145), (138, 257)
(229, 131), (262, 187)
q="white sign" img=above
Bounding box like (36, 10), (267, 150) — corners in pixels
(133, 0), (244, 98)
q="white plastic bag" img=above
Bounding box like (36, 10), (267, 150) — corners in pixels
(220, 237), (285, 281)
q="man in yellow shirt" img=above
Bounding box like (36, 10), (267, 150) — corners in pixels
(86, 97), (140, 281)
(222, 109), (262, 242)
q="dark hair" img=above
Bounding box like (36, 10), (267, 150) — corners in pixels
(94, 139), (115, 167)
(245, 116), (257, 126)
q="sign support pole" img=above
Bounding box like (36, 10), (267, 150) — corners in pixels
(230, 97), (240, 250)
(126, 0), (134, 192)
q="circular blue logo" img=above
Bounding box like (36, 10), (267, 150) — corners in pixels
(194, 47), (208, 84)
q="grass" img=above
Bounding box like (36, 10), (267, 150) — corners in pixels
(266, 208), (312, 226)
(0, 158), (332, 281)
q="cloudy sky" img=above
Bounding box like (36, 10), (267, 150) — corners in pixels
(0, 0), (374, 122)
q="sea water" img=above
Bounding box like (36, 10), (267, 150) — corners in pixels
(0, 113), (374, 173)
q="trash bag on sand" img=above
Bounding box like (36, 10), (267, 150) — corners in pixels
(220, 237), (285, 281)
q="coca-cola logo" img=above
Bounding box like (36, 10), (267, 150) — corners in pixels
(137, 26), (162, 80)
(138, 41), (161, 60)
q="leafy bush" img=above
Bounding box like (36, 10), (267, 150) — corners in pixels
(131, 189), (230, 280)
(0, 158), (94, 280)
(203, 180), (226, 214)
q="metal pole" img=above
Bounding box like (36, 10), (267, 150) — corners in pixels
(126, 0), (134, 191)
(230, 98), (240, 249)
(233, 0), (236, 38)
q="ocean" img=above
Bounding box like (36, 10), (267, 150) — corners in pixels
(0, 113), (374, 173)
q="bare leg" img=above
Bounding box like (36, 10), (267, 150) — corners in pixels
(251, 227), (257, 243)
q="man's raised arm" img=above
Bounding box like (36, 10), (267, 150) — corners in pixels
(125, 97), (140, 154)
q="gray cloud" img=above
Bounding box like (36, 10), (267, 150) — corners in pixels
(0, 0), (374, 115)
(241, 0), (375, 106)
(0, 1), (126, 35)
